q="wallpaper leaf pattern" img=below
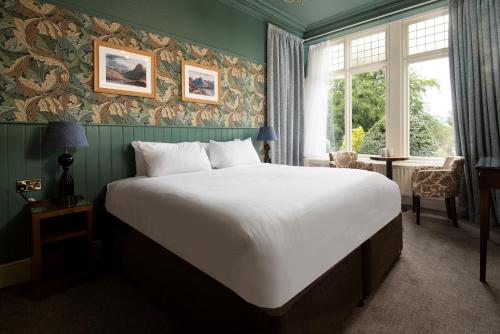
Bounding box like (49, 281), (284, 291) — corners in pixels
(0, 0), (266, 127)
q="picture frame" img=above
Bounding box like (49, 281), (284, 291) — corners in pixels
(93, 39), (156, 98)
(181, 60), (221, 105)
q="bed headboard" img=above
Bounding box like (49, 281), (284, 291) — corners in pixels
(0, 123), (259, 255)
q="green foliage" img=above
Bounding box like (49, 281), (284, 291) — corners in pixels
(351, 70), (386, 132)
(351, 126), (365, 152)
(409, 113), (438, 156)
(327, 67), (454, 157)
(359, 118), (385, 154)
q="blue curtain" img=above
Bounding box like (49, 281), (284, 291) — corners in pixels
(449, 0), (500, 223)
(267, 24), (305, 166)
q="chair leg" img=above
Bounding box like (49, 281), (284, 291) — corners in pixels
(412, 191), (416, 213)
(445, 198), (452, 218)
(415, 196), (421, 225)
(449, 197), (458, 227)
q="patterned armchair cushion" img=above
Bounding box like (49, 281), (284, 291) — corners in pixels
(412, 156), (465, 198)
(329, 151), (374, 171)
(410, 165), (441, 184)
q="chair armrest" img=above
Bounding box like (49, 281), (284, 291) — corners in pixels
(413, 165), (442, 173)
(414, 169), (450, 182)
(413, 169), (459, 197)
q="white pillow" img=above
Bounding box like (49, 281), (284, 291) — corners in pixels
(139, 141), (212, 177)
(132, 141), (211, 176)
(208, 138), (261, 168)
(131, 141), (149, 176)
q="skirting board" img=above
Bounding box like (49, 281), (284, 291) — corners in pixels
(0, 258), (31, 289)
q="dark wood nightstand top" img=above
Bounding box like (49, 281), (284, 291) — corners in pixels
(30, 197), (92, 216)
(475, 157), (500, 170)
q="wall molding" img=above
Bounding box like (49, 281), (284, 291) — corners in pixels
(303, 0), (443, 39)
(0, 258), (31, 289)
(219, 0), (444, 40)
(219, 0), (306, 36)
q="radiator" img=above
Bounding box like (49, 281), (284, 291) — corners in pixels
(372, 164), (413, 197)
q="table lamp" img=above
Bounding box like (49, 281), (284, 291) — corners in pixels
(43, 121), (88, 201)
(257, 126), (277, 163)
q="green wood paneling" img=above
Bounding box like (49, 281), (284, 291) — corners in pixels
(0, 123), (258, 264)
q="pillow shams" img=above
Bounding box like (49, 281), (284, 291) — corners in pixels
(208, 138), (261, 168)
(138, 141), (212, 177)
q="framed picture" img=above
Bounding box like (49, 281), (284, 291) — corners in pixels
(181, 60), (221, 105)
(93, 39), (156, 98)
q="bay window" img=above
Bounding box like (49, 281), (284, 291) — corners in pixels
(305, 7), (453, 161)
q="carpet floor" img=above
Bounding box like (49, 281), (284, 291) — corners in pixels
(1, 211), (499, 334)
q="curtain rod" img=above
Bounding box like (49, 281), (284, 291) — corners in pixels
(304, 0), (443, 43)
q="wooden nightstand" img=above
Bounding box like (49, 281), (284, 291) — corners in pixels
(30, 198), (93, 297)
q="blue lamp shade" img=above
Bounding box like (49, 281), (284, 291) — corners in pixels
(257, 126), (277, 141)
(43, 121), (89, 148)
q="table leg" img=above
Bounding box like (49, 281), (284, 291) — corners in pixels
(479, 185), (490, 282)
(386, 161), (393, 180)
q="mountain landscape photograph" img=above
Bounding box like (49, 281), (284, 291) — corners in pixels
(188, 70), (215, 96)
(105, 54), (147, 88)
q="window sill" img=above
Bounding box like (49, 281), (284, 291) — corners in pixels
(304, 155), (444, 167)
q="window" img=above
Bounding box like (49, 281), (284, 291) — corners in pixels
(351, 70), (386, 154)
(326, 29), (387, 154)
(327, 43), (344, 72)
(408, 59), (454, 157)
(406, 12), (454, 157)
(408, 14), (448, 55)
(326, 78), (345, 152)
(309, 7), (453, 160)
(351, 32), (386, 66)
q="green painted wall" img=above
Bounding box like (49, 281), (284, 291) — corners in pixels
(51, 0), (267, 63)
(0, 123), (259, 264)
(0, 0), (267, 265)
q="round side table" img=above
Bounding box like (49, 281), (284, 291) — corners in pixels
(369, 156), (409, 180)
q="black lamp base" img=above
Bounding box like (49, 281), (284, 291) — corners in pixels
(58, 152), (74, 202)
(263, 143), (271, 163)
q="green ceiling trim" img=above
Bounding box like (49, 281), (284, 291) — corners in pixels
(219, 0), (306, 36)
(304, 0), (444, 39)
(219, 0), (446, 40)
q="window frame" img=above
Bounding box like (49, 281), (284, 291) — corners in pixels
(318, 7), (450, 162)
(402, 8), (450, 159)
(325, 26), (388, 153)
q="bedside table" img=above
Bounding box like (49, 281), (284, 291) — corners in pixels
(30, 198), (94, 297)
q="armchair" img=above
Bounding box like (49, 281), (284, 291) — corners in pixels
(411, 156), (465, 226)
(329, 151), (374, 171)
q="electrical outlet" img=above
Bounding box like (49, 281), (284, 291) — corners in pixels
(16, 179), (42, 193)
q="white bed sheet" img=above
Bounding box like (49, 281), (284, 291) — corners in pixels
(105, 164), (401, 309)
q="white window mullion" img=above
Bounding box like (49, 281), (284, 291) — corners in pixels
(387, 21), (405, 156)
(345, 39), (352, 151)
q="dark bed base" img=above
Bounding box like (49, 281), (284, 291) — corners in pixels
(111, 213), (402, 333)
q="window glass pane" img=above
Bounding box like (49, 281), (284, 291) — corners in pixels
(351, 70), (386, 154)
(408, 14), (448, 55)
(327, 78), (345, 152)
(351, 32), (386, 66)
(409, 58), (455, 157)
(327, 43), (344, 72)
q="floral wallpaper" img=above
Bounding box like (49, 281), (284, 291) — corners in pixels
(0, 0), (266, 127)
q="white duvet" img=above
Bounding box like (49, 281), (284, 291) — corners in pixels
(105, 164), (401, 308)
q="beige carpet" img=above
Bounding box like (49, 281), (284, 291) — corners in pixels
(340, 212), (500, 334)
(1, 212), (499, 334)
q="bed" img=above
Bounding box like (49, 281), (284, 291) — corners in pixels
(106, 163), (402, 333)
